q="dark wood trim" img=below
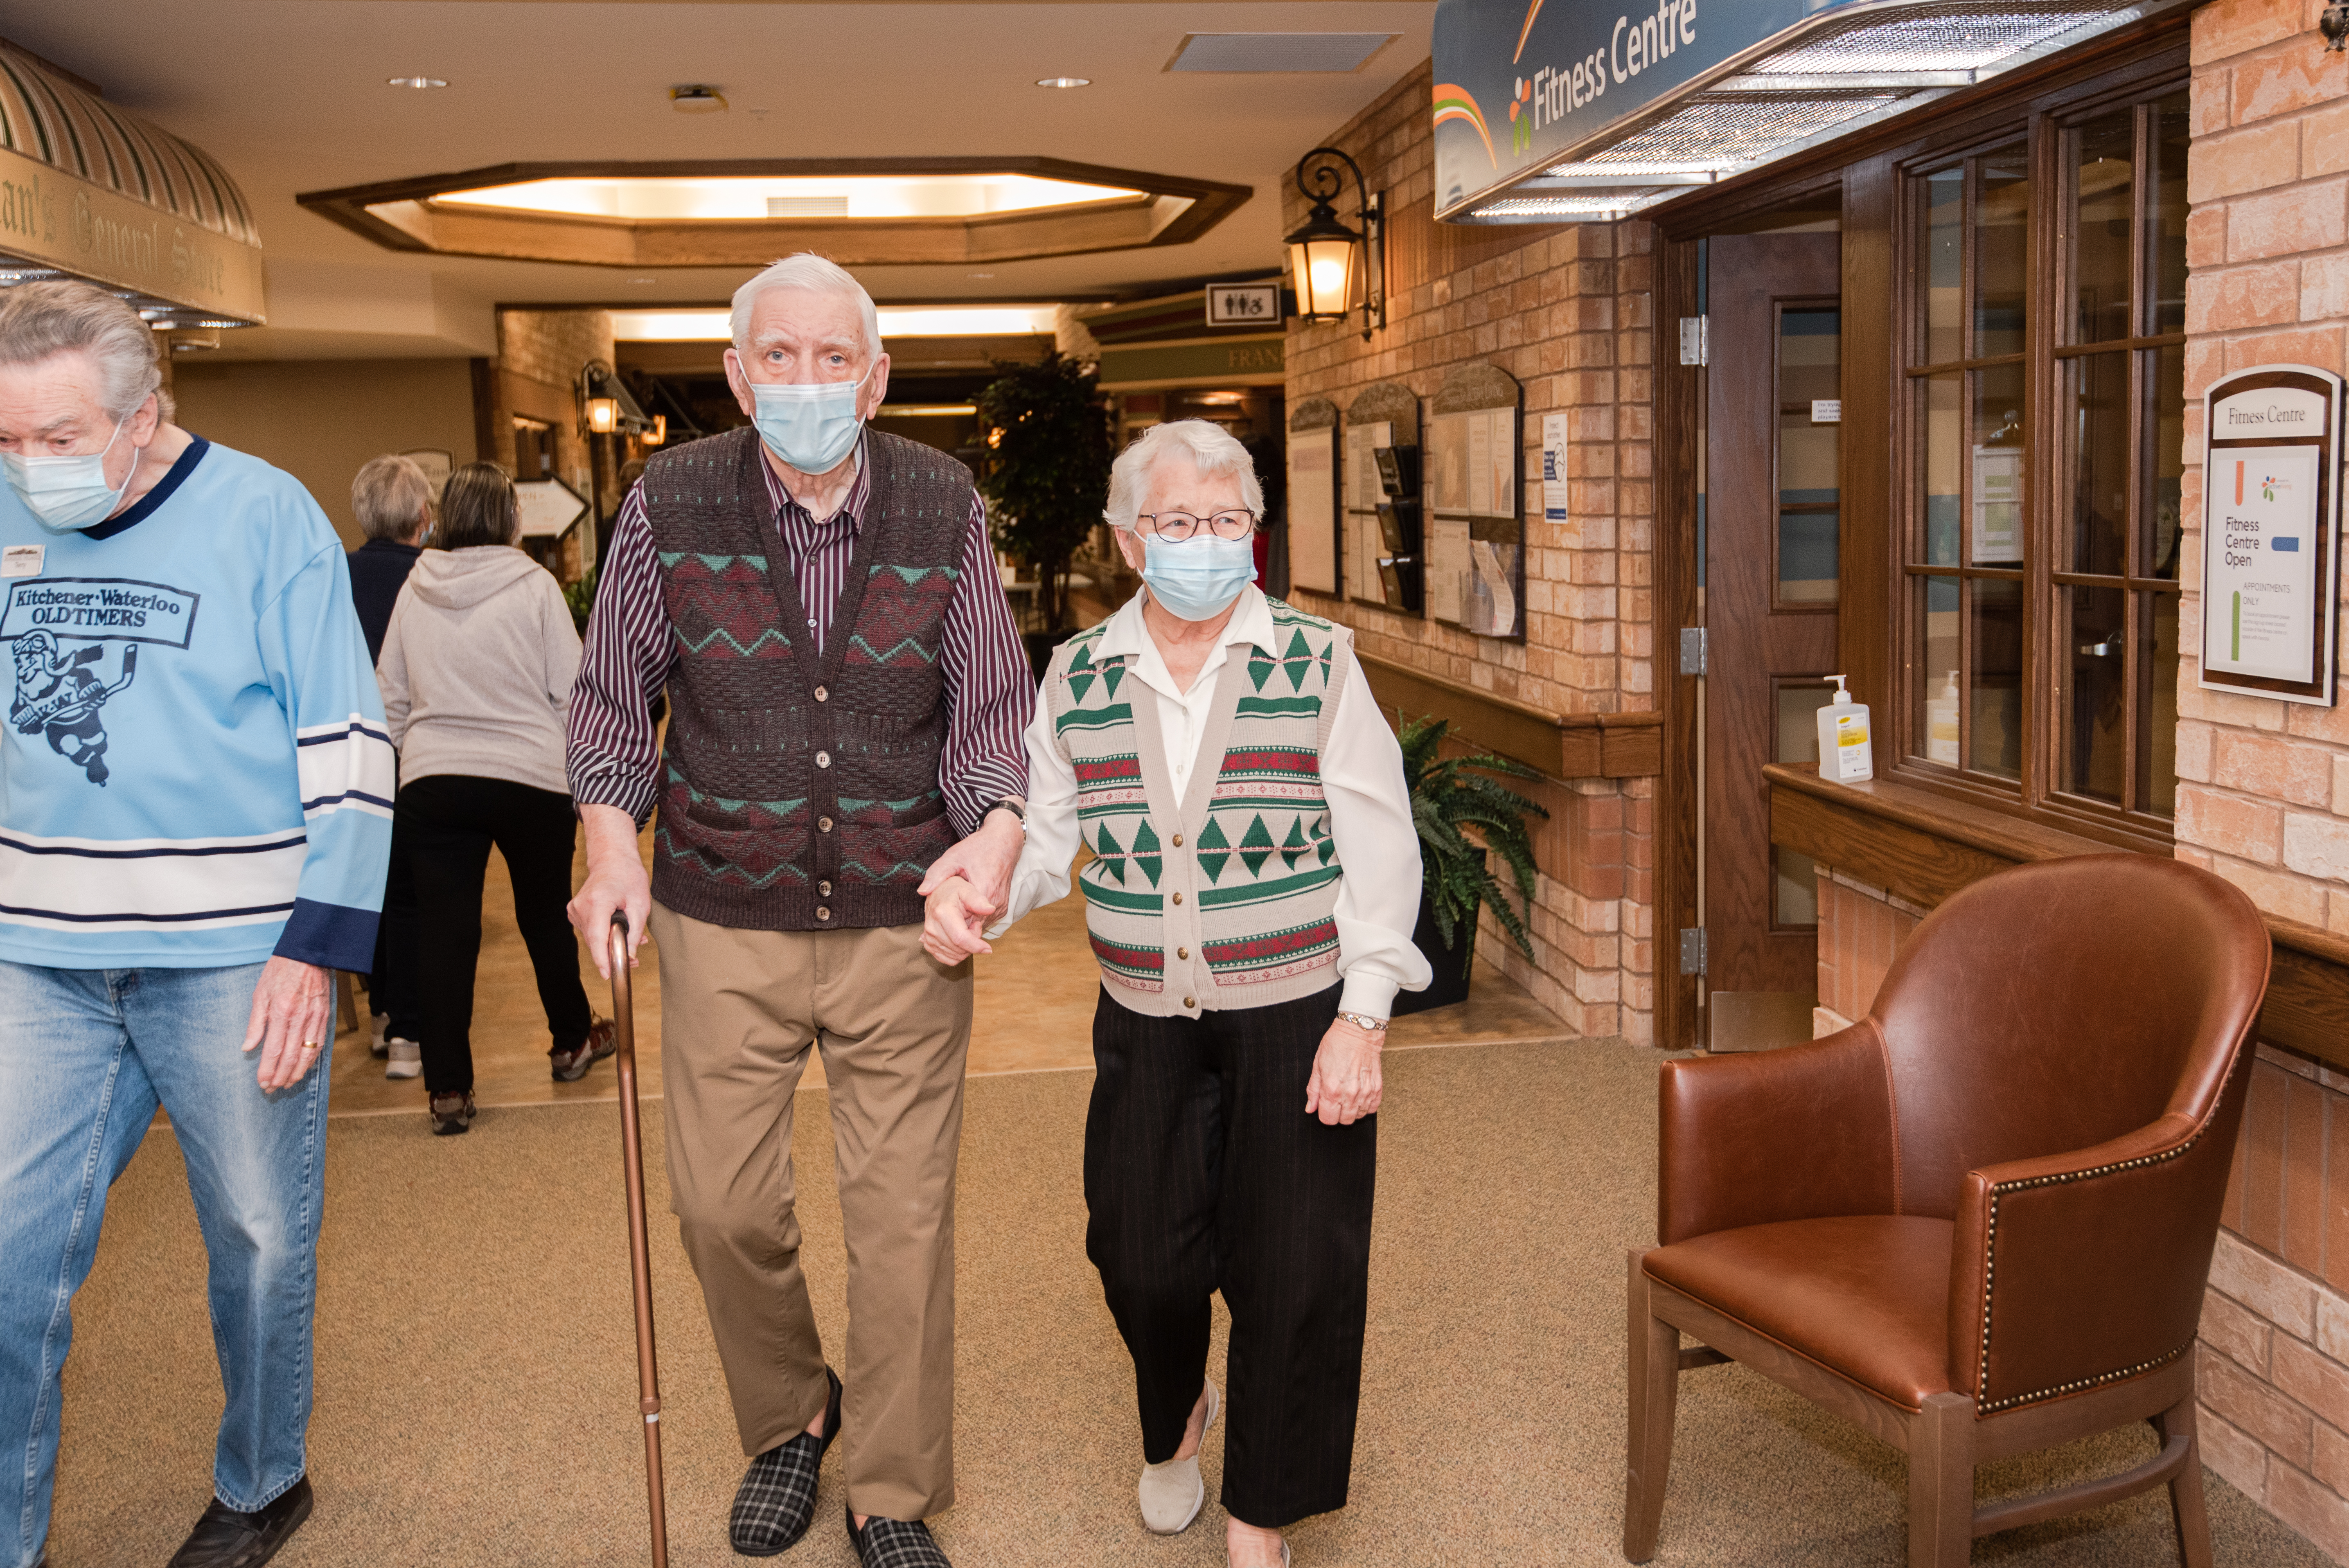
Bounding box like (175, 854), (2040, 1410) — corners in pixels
(468, 356), (497, 466)
(1656, 234), (1702, 1049)
(1358, 652), (1659, 782)
(296, 156), (1251, 267)
(1767, 762), (2349, 1072)
(1842, 154), (1897, 777)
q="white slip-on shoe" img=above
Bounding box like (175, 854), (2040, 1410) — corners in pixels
(385, 1039), (421, 1080)
(1138, 1379), (1220, 1534)
(369, 1012), (390, 1058)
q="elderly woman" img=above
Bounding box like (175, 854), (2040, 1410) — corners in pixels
(923, 419), (1427, 1568)
(378, 463), (609, 1135)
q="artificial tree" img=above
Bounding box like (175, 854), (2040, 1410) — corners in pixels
(974, 350), (1113, 636)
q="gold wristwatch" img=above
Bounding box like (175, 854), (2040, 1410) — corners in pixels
(1336, 1010), (1389, 1033)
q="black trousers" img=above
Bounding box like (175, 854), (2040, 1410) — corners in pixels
(365, 761), (420, 1041)
(1084, 983), (1375, 1530)
(394, 774), (592, 1095)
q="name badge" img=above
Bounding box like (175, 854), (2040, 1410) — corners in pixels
(0, 544), (42, 578)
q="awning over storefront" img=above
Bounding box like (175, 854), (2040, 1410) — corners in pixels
(0, 47), (265, 324)
(1432, 0), (2186, 223)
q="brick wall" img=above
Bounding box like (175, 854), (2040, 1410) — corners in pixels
(1283, 62), (1659, 1041)
(2171, 3), (2349, 1554)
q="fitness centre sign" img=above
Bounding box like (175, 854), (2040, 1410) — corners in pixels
(2200, 365), (2344, 706)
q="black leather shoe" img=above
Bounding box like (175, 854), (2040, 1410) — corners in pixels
(730, 1368), (843, 1555)
(167, 1476), (312, 1568)
(845, 1504), (951, 1568)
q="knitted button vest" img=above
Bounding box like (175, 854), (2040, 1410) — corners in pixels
(1043, 599), (1353, 1016)
(641, 426), (973, 931)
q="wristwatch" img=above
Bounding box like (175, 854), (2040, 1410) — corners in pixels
(983, 797), (1027, 837)
(1336, 1010), (1389, 1033)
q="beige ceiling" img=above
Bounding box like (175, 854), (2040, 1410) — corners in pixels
(2, 0), (1432, 360)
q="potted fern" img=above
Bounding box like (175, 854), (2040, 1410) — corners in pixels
(1394, 715), (1548, 1015)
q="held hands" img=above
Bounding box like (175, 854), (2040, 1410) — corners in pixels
(243, 957), (331, 1091)
(1305, 1016), (1384, 1126)
(915, 809), (1025, 966)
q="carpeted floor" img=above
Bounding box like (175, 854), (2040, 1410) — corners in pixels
(48, 1038), (2323, 1567)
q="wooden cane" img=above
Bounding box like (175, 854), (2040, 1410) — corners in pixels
(608, 912), (670, 1568)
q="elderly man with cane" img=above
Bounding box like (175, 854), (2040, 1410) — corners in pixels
(931, 419), (1428, 1568)
(567, 253), (1028, 1568)
(0, 282), (393, 1568)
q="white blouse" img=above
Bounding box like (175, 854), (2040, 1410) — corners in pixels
(993, 586), (1432, 1017)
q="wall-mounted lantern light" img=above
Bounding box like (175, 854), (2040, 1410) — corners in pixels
(1284, 146), (1383, 341)
(578, 358), (650, 436)
(642, 414), (668, 447)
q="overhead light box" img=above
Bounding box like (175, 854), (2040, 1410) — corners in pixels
(1168, 33), (1400, 72)
(610, 306), (1059, 342)
(1431, 0), (2188, 223)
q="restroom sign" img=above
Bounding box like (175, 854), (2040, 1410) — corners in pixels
(1206, 284), (1283, 327)
(2201, 365), (2344, 705)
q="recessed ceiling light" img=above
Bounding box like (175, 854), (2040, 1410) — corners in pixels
(1035, 77), (1091, 89)
(629, 276), (656, 284)
(387, 75), (448, 90)
(968, 271), (995, 279)
(671, 85), (728, 114)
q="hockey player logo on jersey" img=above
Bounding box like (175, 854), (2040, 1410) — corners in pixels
(10, 627), (136, 786)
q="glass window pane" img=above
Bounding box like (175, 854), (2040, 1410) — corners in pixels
(2065, 351), (2129, 575)
(1971, 362), (2027, 566)
(1978, 145), (2031, 358)
(2146, 343), (2185, 579)
(1780, 307), (1841, 403)
(1921, 374), (1963, 565)
(1918, 574), (1961, 761)
(2063, 583), (2128, 803)
(2151, 93), (2189, 335)
(1972, 576), (2025, 779)
(1922, 167), (1964, 365)
(2073, 109), (2135, 344)
(1775, 682), (1836, 925)
(1779, 511), (1840, 604)
(2136, 590), (2180, 817)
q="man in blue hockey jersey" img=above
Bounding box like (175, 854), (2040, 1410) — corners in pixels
(0, 282), (394, 1568)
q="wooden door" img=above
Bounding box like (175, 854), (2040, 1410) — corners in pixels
(1704, 233), (1842, 1050)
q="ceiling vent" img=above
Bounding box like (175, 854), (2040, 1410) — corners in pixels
(1167, 34), (1395, 73)
(766, 195), (850, 217)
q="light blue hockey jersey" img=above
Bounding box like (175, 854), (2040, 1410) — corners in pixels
(0, 436), (393, 971)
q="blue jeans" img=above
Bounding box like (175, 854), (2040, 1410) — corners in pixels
(0, 962), (327, 1568)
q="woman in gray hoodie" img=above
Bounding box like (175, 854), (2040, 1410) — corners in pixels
(377, 463), (612, 1135)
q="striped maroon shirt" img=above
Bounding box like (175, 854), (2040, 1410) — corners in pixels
(566, 432), (1031, 834)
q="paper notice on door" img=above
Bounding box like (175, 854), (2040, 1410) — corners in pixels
(1971, 446), (2022, 563)
(2205, 444), (2325, 683)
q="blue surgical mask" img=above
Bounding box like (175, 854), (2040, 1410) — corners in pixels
(1141, 532), (1257, 622)
(751, 369), (870, 475)
(3, 418), (130, 531)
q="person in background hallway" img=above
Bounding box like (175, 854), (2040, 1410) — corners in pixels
(935, 419), (1429, 1568)
(0, 281), (393, 1568)
(566, 254), (1029, 1568)
(347, 454), (431, 1081)
(377, 462), (611, 1136)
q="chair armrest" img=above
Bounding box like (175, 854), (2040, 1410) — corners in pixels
(1657, 1022), (1900, 1245)
(1947, 1058), (2253, 1415)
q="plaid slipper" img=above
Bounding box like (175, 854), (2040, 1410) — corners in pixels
(845, 1505), (952, 1568)
(729, 1368), (843, 1556)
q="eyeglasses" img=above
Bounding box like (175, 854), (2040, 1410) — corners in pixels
(1136, 509), (1259, 542)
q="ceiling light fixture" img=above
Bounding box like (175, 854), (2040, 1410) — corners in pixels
(670, 85), (728, 114)
(1035, 77), (1091, 89)
(386, 75), (447, 90)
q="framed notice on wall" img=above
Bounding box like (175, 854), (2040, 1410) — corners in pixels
(1425, 404), (1523, 639)
(1286, 424), (1337, 596)
(2200, 365), (2344, 706)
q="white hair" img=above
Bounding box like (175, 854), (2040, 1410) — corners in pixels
(352, 454), (433, 542)
(0, 280), (163, 422)
(730, 254), (881, 359)
(1103, 419), (1265, 532)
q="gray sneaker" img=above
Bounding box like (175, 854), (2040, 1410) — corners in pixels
(385, 1039), (421, 1080)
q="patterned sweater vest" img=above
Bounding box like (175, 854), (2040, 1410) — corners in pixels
(1044, 600), (1353, 1016)
(641, 426), (972, 931)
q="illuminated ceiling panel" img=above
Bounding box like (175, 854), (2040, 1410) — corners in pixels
(611, 305), (1059, 340)
(436, 173), (1143, 222)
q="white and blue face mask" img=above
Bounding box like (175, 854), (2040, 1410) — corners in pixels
(1141, 532), (1257, 622)
(2, 417), (131, 531)
(750, 367), (872, 475)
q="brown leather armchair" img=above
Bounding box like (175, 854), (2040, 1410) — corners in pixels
(1624, 854), (2271, 1566)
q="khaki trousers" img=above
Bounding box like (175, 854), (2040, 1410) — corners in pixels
(649, 902), (972, 1521)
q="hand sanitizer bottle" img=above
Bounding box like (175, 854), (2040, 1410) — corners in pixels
(1816, 675), (1875, 783)
(1927, 670), (1960, 766)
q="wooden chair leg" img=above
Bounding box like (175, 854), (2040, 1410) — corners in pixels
(1624, 1251), (1680, 1562)
(2155, 1394), (2213, 1568)
(1908, 1391), (1975, 1568)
